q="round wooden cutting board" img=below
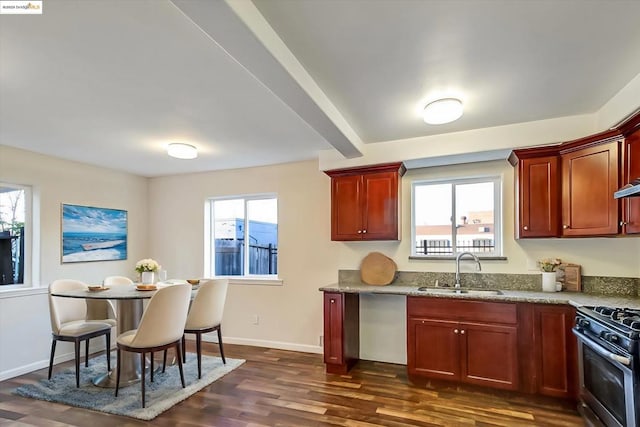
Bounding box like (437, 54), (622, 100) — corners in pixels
(360, 252), (397, 286)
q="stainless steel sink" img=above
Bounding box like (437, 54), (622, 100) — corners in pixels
(416, 287), (502, 296)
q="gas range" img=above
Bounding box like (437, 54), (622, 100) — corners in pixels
(575, 306), (640, 356)
(574, 305), (640, 427)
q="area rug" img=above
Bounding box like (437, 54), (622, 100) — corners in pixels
(14, 354), (245, 420)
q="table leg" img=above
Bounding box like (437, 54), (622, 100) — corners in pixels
(93, 299), (144, 388)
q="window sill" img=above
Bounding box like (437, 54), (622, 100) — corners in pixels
(409, 255), (508, 261)
(0, 286), (48, 299)
(218, 277), (283, 286)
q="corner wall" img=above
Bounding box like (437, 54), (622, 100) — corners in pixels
(0, 145), (149, 379)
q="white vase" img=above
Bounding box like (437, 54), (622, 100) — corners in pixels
(541, 271), (557, 292)
(141, 271), (155, 284)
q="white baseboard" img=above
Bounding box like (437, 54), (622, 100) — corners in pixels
(190, 333), (323, 355)
(1, 337), (322, 381)
(0, 349), (105, 382)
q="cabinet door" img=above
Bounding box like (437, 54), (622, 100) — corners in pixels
(323, 293), (344, 365)
(518, 156), (560, 237)
(623, 133), (640, 234)
(361, 171), (399, 240)
(461, 322), (519, 390)
(331, 175), (363, 240)
(533, 305), (578, 399)
(561, 141), (619, 236)
(407, 318), (460, 380)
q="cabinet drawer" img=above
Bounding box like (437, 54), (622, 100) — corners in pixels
(407, 296), (517, 325)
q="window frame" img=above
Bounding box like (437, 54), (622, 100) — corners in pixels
(411, 175), (503, 258)
(205, 193), (280, 283)
(0, 182), (37, 291)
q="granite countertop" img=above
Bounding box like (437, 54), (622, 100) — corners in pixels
(319, 283), (640, 310)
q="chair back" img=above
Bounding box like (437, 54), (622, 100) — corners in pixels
(129, 284), (191, 348)
(185, 279), (228, 330)
(103, 276), (134, 286)
(49, 279), (88, 334)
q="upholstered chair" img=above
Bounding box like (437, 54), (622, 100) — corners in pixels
(48, 279), (112, 387)
(86, 276), (135, 329)
(115, 283), (191, 408)
(182, 279), (229, 379)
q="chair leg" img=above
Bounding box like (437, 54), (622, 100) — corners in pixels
(85, 338), (90, 367)
(105, 331), (111, 372)
(182, 335), (186, 363)
(217, 327), (226, 364)
(176, 342), (185, 388)
(48, 339), (57, 380)
(115, 348), (121, 397)
(150, 352), (154, 382)
(141, 352), (146, 408)
(196, 332), (202, 379)
(74, 339), (81, 388)
(162, 349), (168, 373)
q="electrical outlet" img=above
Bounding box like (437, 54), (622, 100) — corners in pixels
(252, 314), (259, 325)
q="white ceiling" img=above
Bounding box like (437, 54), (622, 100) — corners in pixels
(1, 0), (640, 177)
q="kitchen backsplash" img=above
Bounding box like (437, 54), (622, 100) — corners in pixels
(338, 270), (640, 297)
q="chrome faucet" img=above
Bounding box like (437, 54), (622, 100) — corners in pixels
(455, 252), (482, 288)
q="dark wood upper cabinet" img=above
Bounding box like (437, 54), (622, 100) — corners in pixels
(326, 162), (405, 241)
(510, 127), (628, 238)
(560, 138), (620, 236)
(516, 155), (560, 237)
(621, 117), (640, 234)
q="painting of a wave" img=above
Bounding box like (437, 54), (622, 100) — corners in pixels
(61, 204), (127, 263)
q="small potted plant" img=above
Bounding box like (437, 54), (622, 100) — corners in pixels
(537, 258), (561, 292)
(135, 258), (161, 284)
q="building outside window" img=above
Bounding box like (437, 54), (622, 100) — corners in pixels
(208, 195), (278, 277)
(0, 183), (29, 285)
(412, 176), (502, 257)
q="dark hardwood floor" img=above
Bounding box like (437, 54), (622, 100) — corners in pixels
(0, 342), (584, 426)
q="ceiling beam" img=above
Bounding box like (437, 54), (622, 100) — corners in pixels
(170, 0), (363, 159)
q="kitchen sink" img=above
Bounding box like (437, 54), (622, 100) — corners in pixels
(416, 287), (503, 296)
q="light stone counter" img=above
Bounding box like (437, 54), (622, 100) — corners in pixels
(319, 283), (640, 309)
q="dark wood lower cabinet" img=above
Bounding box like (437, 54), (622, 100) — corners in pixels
(323, 292), (359, 374)
(533, 304), (578, 399)
(323, 292), (577, 400)
(407, 297), (519, 391)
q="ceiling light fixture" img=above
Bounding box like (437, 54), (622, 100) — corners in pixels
(423, 98), (464, 125)
(167, 143), (198, 159)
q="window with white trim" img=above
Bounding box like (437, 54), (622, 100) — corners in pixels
(0, 183), (31, 286)
(207, 195), (278, 277)
(412, 176), (502, 257)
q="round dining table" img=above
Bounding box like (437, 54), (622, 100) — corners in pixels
(50, 281), (194, 388)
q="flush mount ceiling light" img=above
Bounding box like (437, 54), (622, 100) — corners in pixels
(423, 98), (464, 125)
(167, 143), (198, 159)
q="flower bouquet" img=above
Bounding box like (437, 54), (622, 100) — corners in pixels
(135, 258), (161, 273)
(537, 258), (562, 272)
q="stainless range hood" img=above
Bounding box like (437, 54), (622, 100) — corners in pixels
(614, 178), (640, 199)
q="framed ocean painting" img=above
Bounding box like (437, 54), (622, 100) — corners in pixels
(61, 204), (128, 263)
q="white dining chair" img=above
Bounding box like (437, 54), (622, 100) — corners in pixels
(48, 279), (112, 387)
(181, 279), (228, 379)
(115, 283), (191, 408)
(85, 276), (133, 328)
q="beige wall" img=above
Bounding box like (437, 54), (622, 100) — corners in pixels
(0, 145), (148, 378)
(148, 159), (339, 352)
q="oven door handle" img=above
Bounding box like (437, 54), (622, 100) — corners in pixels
(573, 329), (631, 366)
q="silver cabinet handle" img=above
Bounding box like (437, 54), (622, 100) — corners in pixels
(620, 221), (627, 226)
(357, 230), (362, 234)
(563, 225), (569, 229)
(454, 329), (459, 334)
(362, 230), (367, 233)
(523, 226), (528, 230)
(460, 330), (465, 335)
(330, 299), (335, 304)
